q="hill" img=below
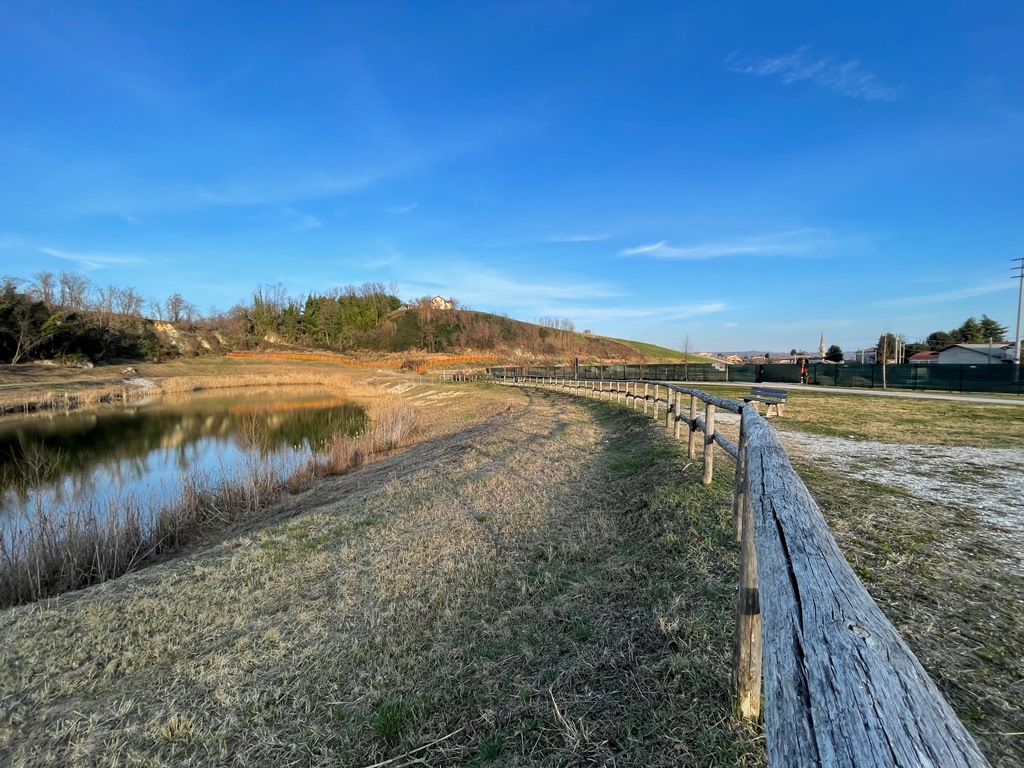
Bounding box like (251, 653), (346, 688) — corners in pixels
(610, 338), (688, 360)
(0, 272), (693, 367)
(351, 307), (655, 362)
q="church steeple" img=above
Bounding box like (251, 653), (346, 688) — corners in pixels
(819, 332), (825, 359)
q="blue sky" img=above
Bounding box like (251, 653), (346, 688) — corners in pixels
(2, 1), (1022, 353)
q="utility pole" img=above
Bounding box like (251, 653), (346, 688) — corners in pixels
(1014, 258), (1023, 378)
(882, 333), (888, 390)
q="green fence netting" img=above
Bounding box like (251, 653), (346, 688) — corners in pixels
(487, 363), (1024, 395)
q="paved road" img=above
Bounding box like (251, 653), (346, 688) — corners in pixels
(693, 380), (1024, 407)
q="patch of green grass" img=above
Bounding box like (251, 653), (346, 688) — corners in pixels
(569, 616), (596, 643)
(371, 698), (415, 746)
(469, 736), (504, 764)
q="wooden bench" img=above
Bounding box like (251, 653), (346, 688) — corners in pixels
(744, 386), (788, 417)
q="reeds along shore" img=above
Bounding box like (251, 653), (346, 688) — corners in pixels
(0, 368), (373, 416)
(0, 397), (421, 609)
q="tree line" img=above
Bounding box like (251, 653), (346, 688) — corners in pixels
(870, 315), (1011, 364)
(0, 272), (165, 364)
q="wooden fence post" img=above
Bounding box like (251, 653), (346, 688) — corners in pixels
(653, 385), (660, 420)
(673, 391), (682, 440)
(643, 383), (649, 414)
(688, 394), (698, 459)
(665, 389), (674, 430)
(733, 430), (762, 720)
(702, 403), (715, 485)
(733, 407), (748, 543)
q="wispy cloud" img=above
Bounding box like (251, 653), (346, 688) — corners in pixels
(279, 207), (321, 230)
(37, 246), (159, 271)
(556, 302), (727, 323)
(387, 203), (419, 214)
(873, 281), (1013, 308)
(620, 229), (827, 260)
(727, 47), (902, 102)
(404, 270), (620, 306)
(544, 233), (609, 243)
(197, 173), (370, 207)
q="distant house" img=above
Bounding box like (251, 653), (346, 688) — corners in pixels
(937, 343), (1015, 365)
(908, 351), (939, 365)
(429, 295), (454, 310)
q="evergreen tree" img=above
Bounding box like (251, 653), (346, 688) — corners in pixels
(978, 314), (1008, 342)
(926, 331), (954, 350)
(951, 317), (983, 343)
(825, 344), (844, 362)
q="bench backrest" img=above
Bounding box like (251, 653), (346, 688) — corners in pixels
(750, 386), (788, 400)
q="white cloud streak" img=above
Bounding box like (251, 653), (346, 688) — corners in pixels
(554, 302), (727, 323)
(544, 233), (609, 243)
(620, 229), (827, 260)
(37, 246), (159, 270)
(387, 203), (419, 214)
(873, 281), (1013, 308)
(279, 207), (321, 230)
(727, 47), (902, 102)
(404, 270), (620, 306)
(197, 173), (370, 207)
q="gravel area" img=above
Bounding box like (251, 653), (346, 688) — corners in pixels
(777, 428), (1024, 574)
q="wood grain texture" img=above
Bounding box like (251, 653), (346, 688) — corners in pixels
(741, 407), (990, 767)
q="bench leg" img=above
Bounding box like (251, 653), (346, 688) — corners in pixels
(766, 403), (778, 417)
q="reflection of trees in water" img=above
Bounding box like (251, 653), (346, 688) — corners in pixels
(0, 399), (366, 495)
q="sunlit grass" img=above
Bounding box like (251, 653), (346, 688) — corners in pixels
(0, 385), (765, 767)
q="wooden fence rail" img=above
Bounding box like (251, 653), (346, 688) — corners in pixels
(498, 374), (990, 768)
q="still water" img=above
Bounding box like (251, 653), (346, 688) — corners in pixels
(0, 388), (365, 524)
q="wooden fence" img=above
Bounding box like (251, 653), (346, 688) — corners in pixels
(499, 374), (990, 767)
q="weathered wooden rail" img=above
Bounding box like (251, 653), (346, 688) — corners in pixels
(497, 374), (990, 767)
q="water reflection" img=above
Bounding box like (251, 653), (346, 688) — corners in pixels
(0, 388), (365, 522)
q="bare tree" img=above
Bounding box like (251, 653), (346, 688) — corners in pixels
(95, 284), (118, 326)
(115, 287), (144, 318)
(58, 271), (90, 310)
(31, 271), (56, 310)
(681, 334), (694, 380)
(359, 281), (388, 324)
(165, 293), (187, 323)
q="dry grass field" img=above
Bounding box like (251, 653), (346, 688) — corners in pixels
(3, 362), (1021, 766)
(0, 368), (764, 767)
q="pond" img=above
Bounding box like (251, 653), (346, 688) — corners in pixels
(0, 387), (366, 528)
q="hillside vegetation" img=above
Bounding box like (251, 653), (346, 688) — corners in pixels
(1, 272), (680, 366)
